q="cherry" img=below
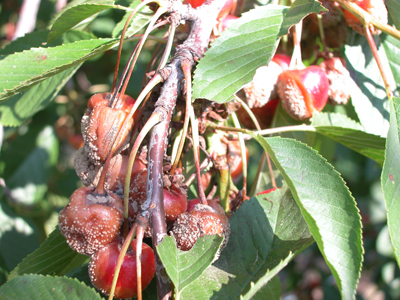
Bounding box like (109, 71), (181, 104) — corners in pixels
(220, 15), (238, 31)
(89, 238), (155, 299)
(128, 169), (148, 222)
(227, 140), (249, 183)
(277, 65), (329, 121)
(319, 57), (351, 105)
(172, 202), (230, 251)
(163, 185), (188, 221)
(58, 186), (123, 255)
(184, 0), (236, 20)
(68, 134), (84, 150)
(272, 54), (291, 70)
(82, 93), (136, 163)
(237, 98), (280, 129)
(343, 0), (388, 35)
(187, 199), (222, 213)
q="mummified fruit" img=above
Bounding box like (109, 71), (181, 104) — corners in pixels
(343, 0), (388, 35)
(277, 66), (329, 121)
(172, 202), (230, 252)
(319, 57), (352, 105)
(82, 93), (136, 163)
(89, 238), (155, 299)
(58, 186), (123, 255)
(74, 149), (147, 195)
(243, 54), (291, 109)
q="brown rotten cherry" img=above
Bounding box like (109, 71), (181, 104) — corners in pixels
(319, 57), (352, 105)
(172, 202), (230, 252)
(89, 238), (155, 299)
(58, 186), (123, 256)
(82, 92), (136, 163)
(277, 65), (329, 121)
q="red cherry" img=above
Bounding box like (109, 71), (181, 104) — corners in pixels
(277, 66), (329, 121)
(68, 134), (84, 150)
(184, 0), (236, 20)
(272, 54), (291, 70)
(221, 15), (238, 31)
(227, 140), (249, 183)
(343, 0), (387, 35)
(187, 199), (222, 213)
(58, 187), (123, 255)
(89, 238), (155, 299)
(163, 185), (188, 221)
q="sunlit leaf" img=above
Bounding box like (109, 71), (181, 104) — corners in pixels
(254, 135), (363, 300)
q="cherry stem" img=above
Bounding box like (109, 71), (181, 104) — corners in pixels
(364, 25), (394, 100)
(157, 16), (178, 72)
(208, 123), (317, 136)
(120, 7), (168, 98)
(171, 59), (192, 174)
(184, 157), (211, 186)
(230, 112), (247, 201)
(111, 10), (135, 94)
(290, 21), (305, 70)
(123, 112), (162, 221)
(233, 95), (276, 189)
(189, 105), (208, 205)
(316, 14), (327, 51)
(136, 224), (145, 300)
(335, 0), (400, 41)
(108, 223), (138, 300)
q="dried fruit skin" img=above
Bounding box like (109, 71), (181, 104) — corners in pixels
(173, 203), (230, 252)
(319, 57), (351, 105)
(89, 239), (155, 299)
(58, 187), (123, 255)
(82, 93), (135, 163)
(277, 66), (329, 121)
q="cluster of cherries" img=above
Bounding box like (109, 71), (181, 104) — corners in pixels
(58, 90), (230, 299)
(57, 0), (388, 298)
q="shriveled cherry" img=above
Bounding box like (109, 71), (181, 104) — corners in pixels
(319, 57), (351, 105)
(277, 65), (329, 121)
(173, 202), (230, 252)
(89, 238), (155, 299)
(82, 93), (136, 163)
(58, 186), (123, 256)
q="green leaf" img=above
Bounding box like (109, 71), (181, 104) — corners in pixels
(180, 187), (313, 299)
(157, 235), (223, 294)
(386, 0), (400, 30)
(345, 32), (393, 137)
(311, 112), (386, 164)
(112, 0), (154, 38)
(241, 275), (282, 300)
(253, 136), (363, 300)
(381, 33), (400, 90)
(0, 38), (118, 102)
(0, 202), (40, 272)
(192, 0), (326, 103)
(0, 30), (95, 126)
(48, 2), (117, 42)
(3, 126), (58, 208)
(0, 274), (101, 300)
(381, 97), (400, 268)
(8, 227), (88, 280)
